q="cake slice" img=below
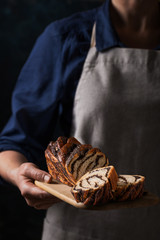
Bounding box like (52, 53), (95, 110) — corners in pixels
(65, 146), (109, 182)
(113, 175), (145, 201)
(71, 166), (118, 206)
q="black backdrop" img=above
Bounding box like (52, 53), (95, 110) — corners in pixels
(0, 1), (103, 239)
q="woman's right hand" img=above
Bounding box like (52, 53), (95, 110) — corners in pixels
(0, 150), (60, 209)
(15, 162), (60, 209)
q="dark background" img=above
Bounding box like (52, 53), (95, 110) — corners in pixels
(0, 1), (103, 239)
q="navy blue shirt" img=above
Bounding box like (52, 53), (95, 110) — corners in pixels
(1, 0), (160, 171)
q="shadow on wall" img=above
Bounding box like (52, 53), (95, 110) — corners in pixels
(0, 1), (103, 240)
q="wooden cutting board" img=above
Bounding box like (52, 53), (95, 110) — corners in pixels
(35, 180), (160, 210)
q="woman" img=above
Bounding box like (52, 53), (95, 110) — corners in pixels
(0, 0), (160, 239)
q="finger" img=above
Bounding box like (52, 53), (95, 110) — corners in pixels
(21, 163), (52, 183)
(25, 190), (60, 208)
(22, 187), (60, 208)
(26, 197), (60, 209)
(34, 202), (57, 210)
(32, 198), (60, 209)
(21, 180), (54, 199)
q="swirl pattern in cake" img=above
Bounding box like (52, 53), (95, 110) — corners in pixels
(113, 175), (145, 201)
(45, 136), (145, 206)
(71, 166), (118, 205)
(45, 136), (109, 186)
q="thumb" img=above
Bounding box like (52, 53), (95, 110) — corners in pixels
(22, 163), (52, 183)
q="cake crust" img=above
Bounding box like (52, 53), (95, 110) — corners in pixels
(45, 136), (109, 186)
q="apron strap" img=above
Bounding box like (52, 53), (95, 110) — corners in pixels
(90, 23), (96, 48)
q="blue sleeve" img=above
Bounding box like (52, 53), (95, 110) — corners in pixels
(0, 23), (63, 168)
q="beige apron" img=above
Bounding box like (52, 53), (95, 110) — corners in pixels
(42, 25), (160, 240)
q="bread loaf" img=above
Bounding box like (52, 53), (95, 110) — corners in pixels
(71, 166), (118, 205)
(45, 136), (145, 206)
(45, 136), (109, 186)
(113, 175), (145, 201)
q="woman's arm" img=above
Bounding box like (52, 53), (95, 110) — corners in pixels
(0, 150), (27, 185)
(0, 25), (63, 209)
(0, 150), (60, 209)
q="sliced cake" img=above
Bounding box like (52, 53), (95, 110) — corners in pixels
(113, 175), (145, 201)
(65, 145), (108, 182)
(45, 136), (109, 186)
(71, 166), (118, 205)
(45, 136), (79, 186)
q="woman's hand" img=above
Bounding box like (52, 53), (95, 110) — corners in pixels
(16, 162), (60, 209)
(0, 151), (60, 210)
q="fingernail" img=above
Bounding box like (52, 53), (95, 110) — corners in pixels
(44, 175), (50, 182)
